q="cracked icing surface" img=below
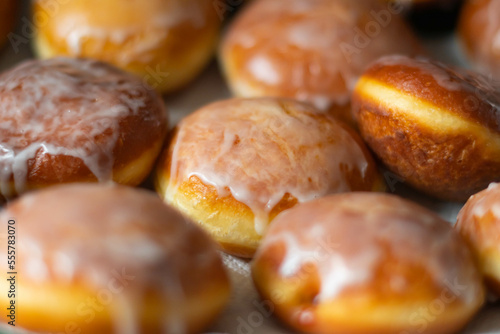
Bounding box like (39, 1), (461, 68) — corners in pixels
(166, 97), (377, 235)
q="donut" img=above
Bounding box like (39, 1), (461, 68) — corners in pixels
(0, 0), (17, 48)
(456, 183), (500, 296)
(219, 0), (422, 125)
(459, 0), (500, 79)
(156, 97), (385, 258)
(352, 55), (500, 201)
(32, 0), (221, 93)
(252, 193), (485, 334)
(0, 183), (230, 333)
(0, 57), (168, 200)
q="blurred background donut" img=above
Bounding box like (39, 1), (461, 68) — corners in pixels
(459, 0), (500, 79)
(0, 184), (230, 333)
(220, 0), (422, 125)
(32, 0), (222, 93)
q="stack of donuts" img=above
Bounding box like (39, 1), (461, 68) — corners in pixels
(0, 0), (499, 333)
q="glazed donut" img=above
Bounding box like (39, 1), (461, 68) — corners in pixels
(459, 0), (500, 79)
(252, 193), (485, 334)
(156, 97), (385, 258)
(219, 0), (422, 125)
(0, 0), (17, 48)
(352, 55), (500, 201)
(456, 183), (500, 296)
(0, 183), (230, 333)
(0, 57), (167, 200)
(33, 0), (221, 93)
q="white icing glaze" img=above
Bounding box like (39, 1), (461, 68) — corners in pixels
(0, 184), (225, 333)
(247, 56), (281, 85)
(52, 252), (76, 283)
(257, 193), (482, 304)
(0, 57), (160, 198)
(457, 182), (500, 251)
(167, 98), (373, 235)
(223, 0), (421, 111)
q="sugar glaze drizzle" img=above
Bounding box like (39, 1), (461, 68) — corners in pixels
(0, 58), (154, 197)
(167, 98), (371, 235)
(257, 193), (483, 306)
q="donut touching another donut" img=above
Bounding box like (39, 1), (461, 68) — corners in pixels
(459, 0), (500, 79)
(352, 55), (500, 201)
(33, 0), (221, 93)
(0, 184), (230, 333)
(0, 57), (168, 200)
(156, 97), (385, 258)
(456, 183), (500, 297)
(220, 0), (422, 125)
(252, 193), (485, 334)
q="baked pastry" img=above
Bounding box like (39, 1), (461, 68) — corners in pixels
(0, 183), (230, 333)
(459, 0), (500, 79)
(220, 0), (422, 125)
(0, 0), (17, 48)
(352, 55), (500, 201)
(156, 97), (385, 258)
(456, 183), (500, 296)
(32, 0), (221, 93)
(0, 57), (167, 200)
(253, 192), (485, 334)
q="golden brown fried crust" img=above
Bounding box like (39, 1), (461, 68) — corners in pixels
(33, 0), (221, 93)
(352, 57), (500, 201)
(24, 97), (167, 185)
(359, 61), (500, 132)
(353, 96), (500, 201)
(156, 131), (301, 258)
(156, 98), (385, 257)
(252, 193), (484, 334)
(253, 250), (477, 334)
(0, 184), (230, 333)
